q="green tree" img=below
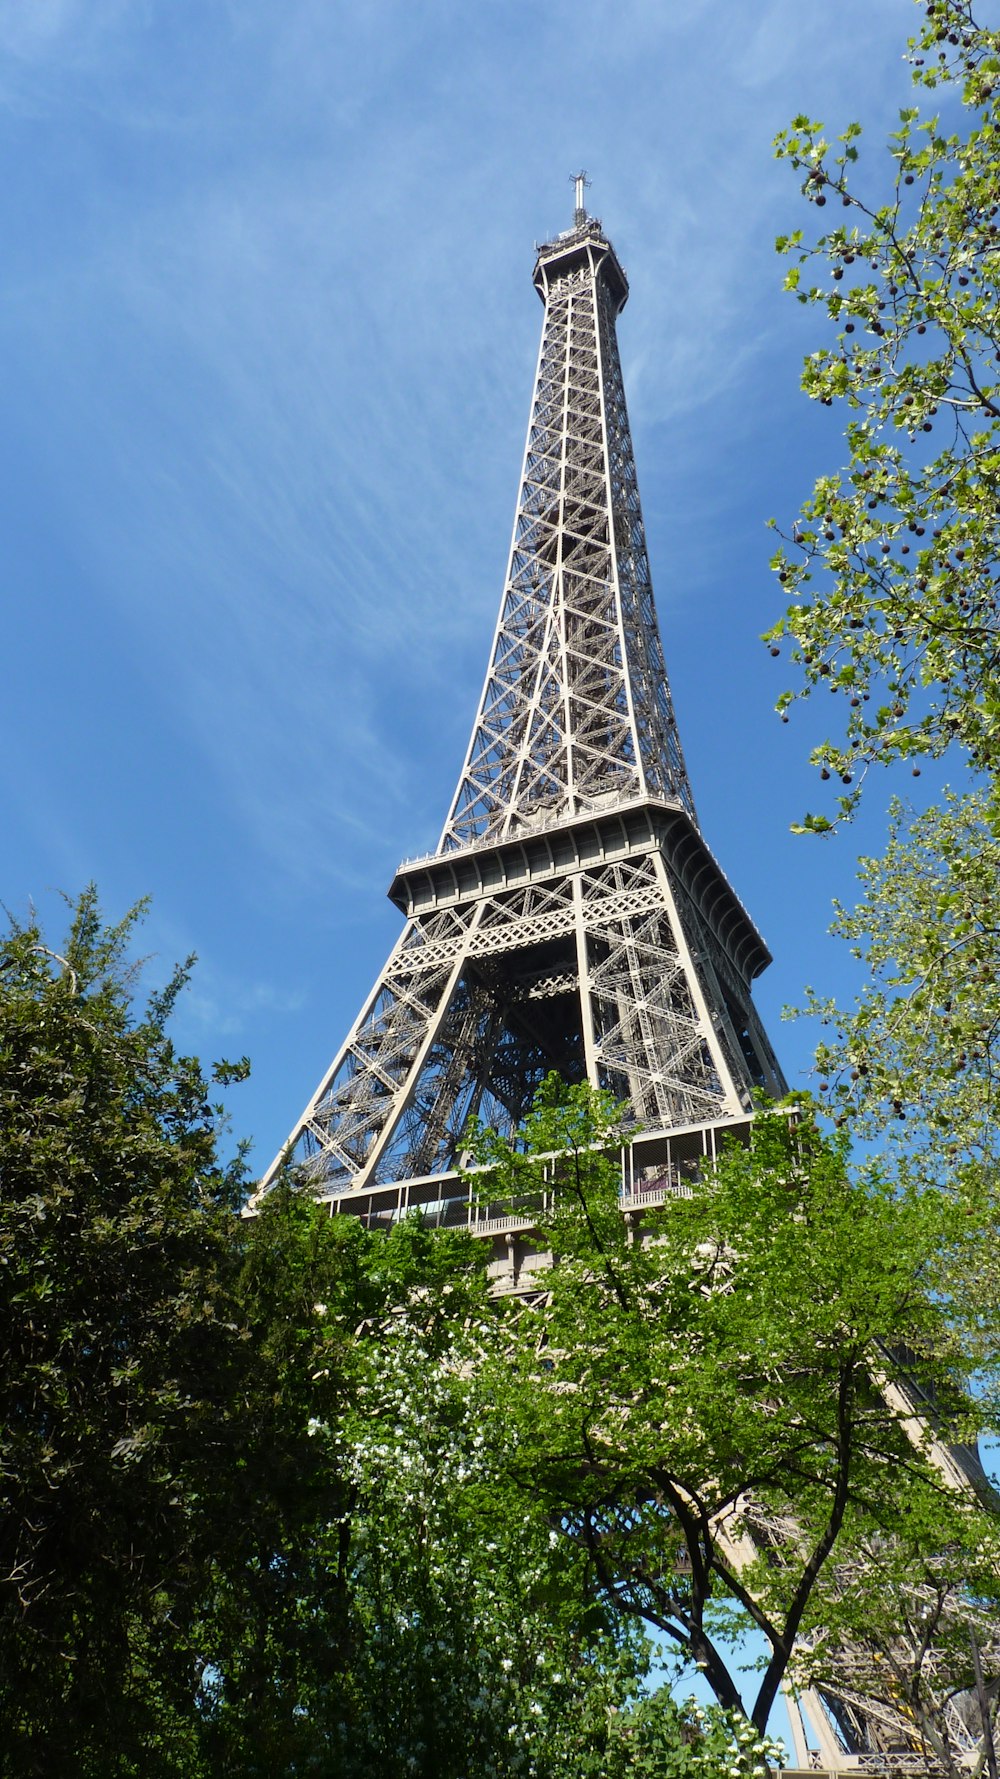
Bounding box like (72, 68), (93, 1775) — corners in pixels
(0, 899), (788, 1777)
(790, 788), (1000, 1166)
(765, 9), (1000, 1573)
(212, 1181), (774, 1779)
(313, 1199), (782, 1779)
(467, 1076), (1000, 1769)
(768, 0), (1000, 820)
(0, 892), (251, 1775)
(202, 1186), (619, 1779)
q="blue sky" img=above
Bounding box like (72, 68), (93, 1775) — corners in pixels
(2, 0), (933, 1171)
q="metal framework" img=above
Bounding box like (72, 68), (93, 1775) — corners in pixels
(258, 206), (784, 1201)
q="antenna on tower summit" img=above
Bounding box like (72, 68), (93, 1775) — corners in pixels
(571, 169), (590, 225)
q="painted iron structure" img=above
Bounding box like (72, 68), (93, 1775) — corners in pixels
(259, 197), (784, 1205)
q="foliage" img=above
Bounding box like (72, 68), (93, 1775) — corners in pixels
(767, 23), (1000, 1682)
(800, 1514), (1000, 1776)
(201, 1187), (636, 1779)
(317, 1261), (784, 1778)
(767, 0), (1000, 827)
(326, 1266), (645, 1779)
(609, 1693), (784, 1778)
(790, 787), (1000, 1158)
(6, 899), (992, 1774)
(787, 789), (1000, 1450)
(212, 1182), (786, 1779)
(0, 898), (738, 1777)
(0, 890), (251, 1775)
(767, 0), (1000, 1520)
(466, 1075), (1000, 1763)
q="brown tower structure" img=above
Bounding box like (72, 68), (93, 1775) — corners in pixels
(260, 197), (784, 1206)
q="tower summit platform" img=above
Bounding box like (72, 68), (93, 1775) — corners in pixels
(533, 213), (630, 314)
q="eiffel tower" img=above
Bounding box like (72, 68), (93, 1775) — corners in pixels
(259, 179), (785, 1213)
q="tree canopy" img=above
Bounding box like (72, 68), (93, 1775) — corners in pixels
(465, 1077), (1000, 1771)
(0, 892), (253, 1771)
(768, 0), (1000, 821)
(2, 898), (789, 1777)
(767, 1), (1000, 1327)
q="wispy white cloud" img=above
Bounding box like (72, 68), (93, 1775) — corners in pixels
(132, 902), (308, 1038)
(0, 0), (935, 1143)
(3, 0), (914, 863)
(0, 0), (124, 62)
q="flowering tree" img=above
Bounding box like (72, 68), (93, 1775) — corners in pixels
(262, 1189), (781, 1778)
(0, 897), (784, 1776)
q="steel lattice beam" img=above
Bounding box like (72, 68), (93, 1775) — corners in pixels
(259, 209), (783, 1201)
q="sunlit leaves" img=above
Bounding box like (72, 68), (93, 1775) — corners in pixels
(791, 787), (1000, 1156)
(466, 1078), (1000, 1758)
(769, 1), (1000, 810)
(0, 892), (252, 1772)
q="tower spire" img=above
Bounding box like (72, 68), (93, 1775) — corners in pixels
(258, 211), (784, 1201)
(571, 168), (590, 226)
(440, 209), (694, 853)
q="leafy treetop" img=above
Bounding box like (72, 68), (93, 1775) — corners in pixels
(768, 0), (1000, 830)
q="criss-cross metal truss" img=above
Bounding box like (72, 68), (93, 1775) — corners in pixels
(439, 219), (693, 851)
(258, 206), (785, 1201)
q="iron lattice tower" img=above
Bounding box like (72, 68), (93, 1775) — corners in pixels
(260, 199), (785, 1203)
